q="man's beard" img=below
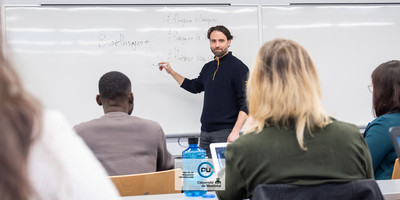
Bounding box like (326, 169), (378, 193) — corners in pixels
(211, 47), (228, 58)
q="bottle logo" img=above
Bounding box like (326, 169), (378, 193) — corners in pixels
(198, 161), (214, 178)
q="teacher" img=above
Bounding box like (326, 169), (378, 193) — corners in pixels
(159, 25), (249, 157)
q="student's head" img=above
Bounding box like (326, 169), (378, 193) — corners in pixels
(207, 25), (232, 58)
(245, 38), (331, 150)
(371, 60), (400, 117)
(0, 40), (42, 199)
(97, 71), (133, 115)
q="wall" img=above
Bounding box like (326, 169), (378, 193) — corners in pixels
(2, 1), (400, 143)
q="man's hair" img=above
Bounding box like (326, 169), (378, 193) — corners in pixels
(98, 71), (131, 100)
(207, 25), (233, 40)
(372, 60), (400, 117)
(245, 39), (331, 150)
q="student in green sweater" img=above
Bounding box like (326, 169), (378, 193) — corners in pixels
(217, 39), (374, 200)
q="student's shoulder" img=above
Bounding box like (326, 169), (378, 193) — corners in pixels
(40, 110), (84, 141)
(376, 112), (400, 125)
(329, 119), (358, 129)
(365, 113), (400, 136)
(43, 109), (67, 122)
(325, 119), (361, 138)
(228, 131), (261, 149)
(131, 116), (164, 132)
(73, 117), (101, 131)
(43, 109), (77, 132)
(132, 116), (161, 126)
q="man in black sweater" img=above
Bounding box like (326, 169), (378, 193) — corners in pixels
(159, 25), (249, 157)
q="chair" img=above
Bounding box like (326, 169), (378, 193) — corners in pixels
(393, 158), (400, 179)
(110, 168), (182, 196)
(252, 179), (384, 200)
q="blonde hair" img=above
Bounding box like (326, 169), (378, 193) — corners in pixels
(245, 39), (331, 150)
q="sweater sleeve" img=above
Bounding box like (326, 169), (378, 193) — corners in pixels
(156, 126), (175, 171)
(364, 117), (393, 171)
(180, 71), (204, 94)
(233, 65), (249, 114)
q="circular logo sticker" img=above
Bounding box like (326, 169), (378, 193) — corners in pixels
(198, 162), (214, 178)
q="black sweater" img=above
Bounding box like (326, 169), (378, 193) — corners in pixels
(181, 52), (249, 132)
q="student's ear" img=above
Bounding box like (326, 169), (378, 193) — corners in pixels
(129, 92), (134, 104)
(127, 92), (134, 115)
(96, 95), (102, 106)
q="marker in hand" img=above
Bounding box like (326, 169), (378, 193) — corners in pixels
(152, 63), (164, 71)
(157, 62), (170, 73)
(155, 62), (184, 85)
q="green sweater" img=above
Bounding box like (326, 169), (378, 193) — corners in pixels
(216, 120), (373, 200)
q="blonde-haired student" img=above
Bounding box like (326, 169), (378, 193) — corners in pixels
(217, 39), (373, 200)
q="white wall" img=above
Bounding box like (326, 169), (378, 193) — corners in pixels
(2, 0), (400, 5)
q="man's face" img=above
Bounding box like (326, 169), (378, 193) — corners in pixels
(209, 30), (231, 58)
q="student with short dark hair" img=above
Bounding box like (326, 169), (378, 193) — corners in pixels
(364, 60), (400, 180)
(74, 71), (174, 176)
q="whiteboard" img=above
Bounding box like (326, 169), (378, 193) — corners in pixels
(5, 6), (259, 136)
(262, 5), (400, 127)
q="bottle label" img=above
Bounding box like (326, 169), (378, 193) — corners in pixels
(175, 158), (226, 191)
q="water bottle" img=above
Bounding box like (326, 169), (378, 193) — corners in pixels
(182, 137), (207, 197)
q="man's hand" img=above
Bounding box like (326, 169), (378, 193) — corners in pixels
(227, 130), (240, 142)
(158, 62), (173, 74)
(158, 61), (185, 85)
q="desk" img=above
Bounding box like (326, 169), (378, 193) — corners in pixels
(377, 180), (400, 200)
(122, 192), (218, 200)
(122, 180), (400, 200)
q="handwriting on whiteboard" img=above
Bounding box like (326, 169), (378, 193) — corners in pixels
(164, 14), (217, 26)
(97, 33), (150, 51)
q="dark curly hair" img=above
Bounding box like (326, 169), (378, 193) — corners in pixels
(98, 71), (131, 100)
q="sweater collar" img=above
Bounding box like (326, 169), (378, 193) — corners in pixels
(214, 51), (232, 62)
(102, 112), (129, 118)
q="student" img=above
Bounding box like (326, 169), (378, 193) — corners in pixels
(216, 39), (373, 200)
(364, 60), (400, 180)
(0, 42), (119, 199)
(74, 71), (174, 176)
(158, 25), (249, 157)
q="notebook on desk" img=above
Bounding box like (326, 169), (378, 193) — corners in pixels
(210, 142), (228, 174)
(390, 126), (400, 158)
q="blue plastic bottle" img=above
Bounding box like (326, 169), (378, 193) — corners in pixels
(182, 137), (207, 197)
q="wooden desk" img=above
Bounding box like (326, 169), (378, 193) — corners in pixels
(122, 180), (400, 200)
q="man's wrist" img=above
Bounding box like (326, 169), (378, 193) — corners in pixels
(230, 130), (240, 135)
